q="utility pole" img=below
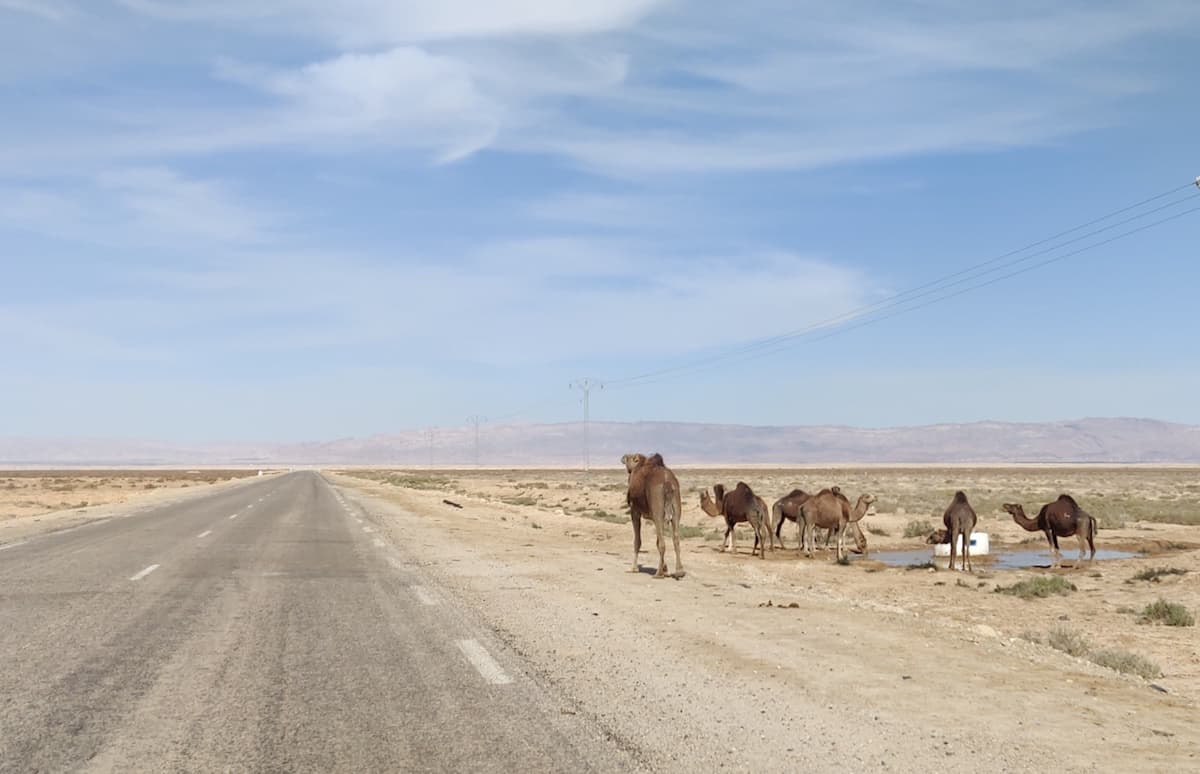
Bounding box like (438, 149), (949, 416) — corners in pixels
(569, 378), (604, 472)
(425, 427), (435, 468)
(466, 415), (486, 467)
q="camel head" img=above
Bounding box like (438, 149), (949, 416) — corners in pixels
(699, 489), (721, 518)
(849, 493), (877, 520)
(621, 453), (646, 473)
(1001, 503), (1023, 517)
(925, 528), (949, 545)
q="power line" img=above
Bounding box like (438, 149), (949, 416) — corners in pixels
(606, 179), (1200, 390)
(608, 202), (1200, 390)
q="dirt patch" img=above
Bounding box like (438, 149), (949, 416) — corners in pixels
(333, 466), (1200, 772)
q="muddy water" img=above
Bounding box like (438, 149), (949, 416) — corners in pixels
(858, 548), (1138, 569)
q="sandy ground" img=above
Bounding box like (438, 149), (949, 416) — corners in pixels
(0, 469), (268, 545)
(332, 466), (1200, 773)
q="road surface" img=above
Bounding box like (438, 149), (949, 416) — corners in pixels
(0, 472), (639, 773)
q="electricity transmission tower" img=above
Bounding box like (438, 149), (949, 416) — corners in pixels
(466, 415), (486, 466)
(568, 378), (604, 472)
(424, 428), (435, 468)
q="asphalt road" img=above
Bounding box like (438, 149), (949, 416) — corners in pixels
(0, 472), (639, 773)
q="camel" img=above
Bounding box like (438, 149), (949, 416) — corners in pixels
(1002, 495), (1097, 567)
(772, 489), (812, 548)
(772, 487), (866, 553)
(942, 491), (977, 572)
(621, 453), (684, 579)
(699, 482), (774, 558)
(796, 488), (876, 561)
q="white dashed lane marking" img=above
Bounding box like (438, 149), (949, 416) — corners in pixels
(362, 526), (375, 534)
(372, 538), (385, 548)
(229, 514), (238, 520)
(198, 530), (212, 538)
(130, 564), (160, 582)
(457, 639), (512, 685)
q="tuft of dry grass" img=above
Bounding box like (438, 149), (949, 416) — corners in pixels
(902, 520), (933, 539)
(1130, 567), (1188, 583)
(994, 575), (1077, 599)
(1140, 599), (1195, 627)
(1047, 626), (1090, 657)
(1088, 649), (1163, 679)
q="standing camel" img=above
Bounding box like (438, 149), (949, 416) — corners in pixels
(622, 453), (684, 579)
(772, 489), (817, 549)
(1003, 495), (1097, 567)
(796, 488), (876, 562)
(773, 487), (866, 553)
(699, 482), (774, 558)
(942, 491), (977, 572)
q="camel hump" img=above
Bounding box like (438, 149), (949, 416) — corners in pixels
(953, 490), (969, 503)
(647, 452), (665, 466)
(734, 481), (753, 494)
(1057, 493), (1079, 507)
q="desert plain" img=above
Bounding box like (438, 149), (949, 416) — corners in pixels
(4, 464), (1198, 771)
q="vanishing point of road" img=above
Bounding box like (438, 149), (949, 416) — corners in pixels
(0, 472), (638, 773)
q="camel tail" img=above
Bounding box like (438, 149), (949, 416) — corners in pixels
(772, 501), (785, 537)
(665, 479), (681, 528)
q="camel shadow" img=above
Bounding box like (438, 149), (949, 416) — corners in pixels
(634, 565), (684, 580)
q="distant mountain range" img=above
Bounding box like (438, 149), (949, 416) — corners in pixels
(2, 418), (1198, 466)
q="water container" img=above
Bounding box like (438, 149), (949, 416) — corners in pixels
(932, 532), (989, 557)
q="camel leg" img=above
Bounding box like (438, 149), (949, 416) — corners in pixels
(948, 531), (958, 572)
(653, 513), (668, 578)
(835, 524), (844, 562)
(1077, 532), (1088, 565)
(629, 513), (643, 573)
(964, 535), (972, 573)
(774, 514), (787, 549)
(758, 520), (767, 559)
(670, 518), (685, 579)
(1044, 529), (1059, 568)
(722, 524), (732, 552)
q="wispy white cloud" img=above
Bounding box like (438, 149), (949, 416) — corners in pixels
(118, 0), (669, 44)
(3, 1), (1192, 177)
(1, 167), (280, 245)
(0, 0), (73, 21)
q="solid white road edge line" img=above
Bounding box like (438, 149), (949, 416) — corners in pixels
(198, 530), (212, 538)
(130, 564), (160, 581)
(456, 639), (512, 685)
(0, 540), (29, 551)
(229, 514), (238, 520)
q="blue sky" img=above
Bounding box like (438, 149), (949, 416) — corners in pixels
(1, 0), (1198, 441)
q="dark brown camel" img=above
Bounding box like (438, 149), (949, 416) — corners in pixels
(942, 490), (977, 572)
(699, 482), (773, 558)
(1002, 495), (1097, 567)
(772, 489), (812, 548)
(622, 452), (684, 578)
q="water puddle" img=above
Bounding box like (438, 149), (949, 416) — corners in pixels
(858, 548), (1139, 570)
